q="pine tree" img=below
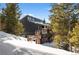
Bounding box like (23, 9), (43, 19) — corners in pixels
(70, 4), (79, 31)
(2, 3), (24, 35)
(49, 4), (72, 48)
(70, 23), (79, 52)
(0, 12), (6, 31)
(14, 21), (24, 35)
(0, 5), (2, 31)
(69, 4), (79, 52)
(0, 8), (6, 31)
(0, 12), (1, 30)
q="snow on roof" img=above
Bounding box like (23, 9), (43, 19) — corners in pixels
(31, 21), (49, 26)
(0, 31), (78, 55)
(26, 15), (44, 22)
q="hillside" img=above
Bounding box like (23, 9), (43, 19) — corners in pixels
(0, 31), (77, 55)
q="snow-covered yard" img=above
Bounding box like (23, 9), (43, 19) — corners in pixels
(0, 31), (78, 55)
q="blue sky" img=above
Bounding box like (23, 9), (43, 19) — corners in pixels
(0, 3), (52, 23)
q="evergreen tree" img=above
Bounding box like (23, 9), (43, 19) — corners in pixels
(49, 4), (72, 48)
(69, 4), (79, 52)
(0, 5), (2, 31)
(0, 10), (6, 31)
(70, 4), (79, 31)
(14, 21), (24, 35)
(0, 8), (6, 31)
(70, 23), (79, 51)
(0, 12), (1, 30)
(2, 3), (24, 35)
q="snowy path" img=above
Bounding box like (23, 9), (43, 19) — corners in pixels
(0, 31), (78, 55)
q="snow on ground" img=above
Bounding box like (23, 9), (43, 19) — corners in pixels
(0, 31), (78, 55)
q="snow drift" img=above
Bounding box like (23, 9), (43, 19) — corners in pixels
(0, 31), (78, 55)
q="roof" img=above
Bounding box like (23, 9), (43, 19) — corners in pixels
(26, 15), (44, 23)
(21, 15), (49, 26)
(32, 21), (49, 26)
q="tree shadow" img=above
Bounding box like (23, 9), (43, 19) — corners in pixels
(42, 42), (57, 48)
(19, 48), (52, 55)
(0, 42), (16, 55)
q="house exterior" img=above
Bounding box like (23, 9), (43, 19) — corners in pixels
(20, 15), (48, 36)
(20, 15), (51, 44)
